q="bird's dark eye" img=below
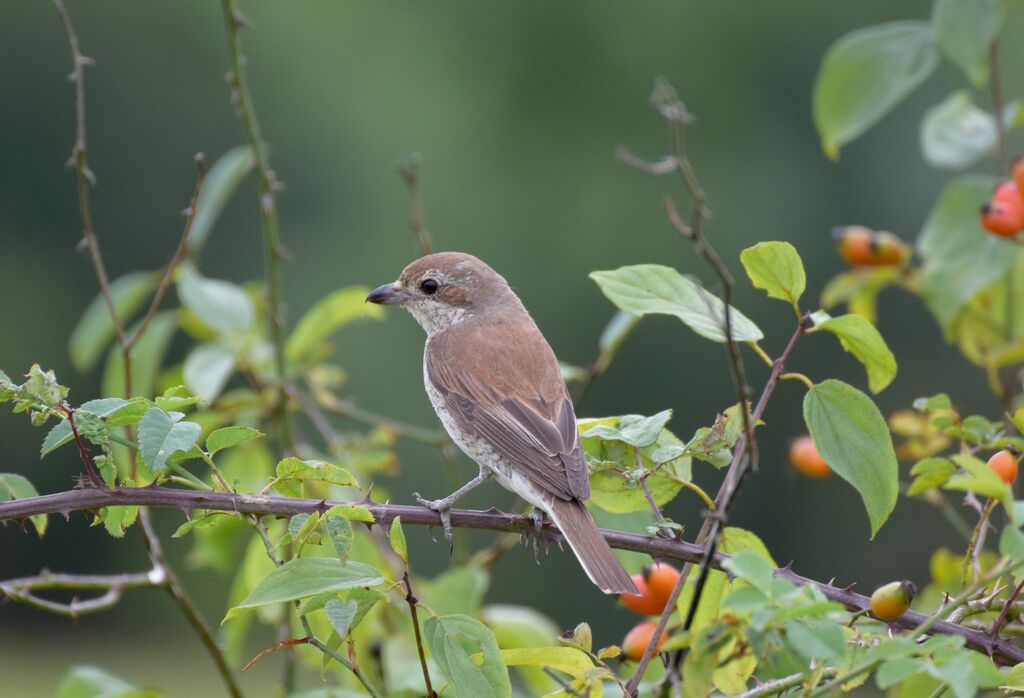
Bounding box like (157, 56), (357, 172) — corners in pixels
(420, 278), (439, 295)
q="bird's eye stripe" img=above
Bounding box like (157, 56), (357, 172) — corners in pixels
(420, 278), (439, 294)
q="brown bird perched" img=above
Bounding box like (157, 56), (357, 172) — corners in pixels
(367, 252), (637, 594)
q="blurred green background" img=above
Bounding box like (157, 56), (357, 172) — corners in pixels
(2, 1), (1023, 695)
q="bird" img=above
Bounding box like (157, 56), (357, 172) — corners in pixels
(366, 251), (638, 594)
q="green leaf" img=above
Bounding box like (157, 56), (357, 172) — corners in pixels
(786, 619), (845, 661)
(423, 614), (512, 698)
(183, 343), (236, 402)
(0, 473), (46, 537)
(225, 558), (384, 620)
(814, 313), (897, 393)
(908, 457), (956, 495)
(389, 516), (408, 563)
(739, 241), (806, 309)
(803, 380), (898, 537)
(423, 567), (490, 618)
(56, 665), (157, 698)
(813, 21), (939, 158)
(137, 407), (201, 473)
(176, 263), (254, 335)
(933, 0), (1006, 87)
(590, 265), (763, 342)
(877, 657), (927, 689)
(945, 454), (1013, 505)
(206, 426), (262, 456)
(323, 503), (375, 523)
(325, 514), (354, 562)
(722, 550), (774, 593)
(188, 146), (255, 254)
(496, 647), (595, 680)
(324, 598), (358, 638)
(101, 505), (139, 539)
(69, 272), (159, 372)
(999, 525), (1024, 559)
(921, 91), (999, 170)
(581, 409), (673, 448)
(273, 457), (359, 497)
(41, 398), (128, 457)
(917, 175), (1007, 335)
(102, 311), (177, 399)
(285, 287), (385, 362)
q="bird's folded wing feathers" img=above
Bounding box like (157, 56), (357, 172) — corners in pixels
(426, 329), (590, 501)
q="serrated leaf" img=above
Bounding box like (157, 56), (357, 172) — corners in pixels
(877, 657), (927, 689)
(183, 343), (236, 402)
(933, 0), (1006, 87)
(0, 473), (46, 537)
(176, 263), (254, 335)
(740, 241), (806, 309)
(389, 516), (408, 563)
(423, 614), (512, 698)
(206, 426), (262, 456)
(137, 407), (201, 473)
(803, 380), (898, 537)
(813, 21), (939, 157)
(323, 504), (375, 523)
(69, 272), (159, 373)
(815, 313), (897, 393)
(225, 558), (384, 620)
(325, 514), (354, 561)
(101, 505), (139, 539)
(188, 146), (255, 254)
(786, 620), (845, 661)
(40, 398), (128, 457)
(590, 265), (763, 342)
(581, 409), (673, 448)
(324, 598), (358, 638)
(722, 550), (774, 593)
(285, 287), (384, 363)
(921, 91), (998, 170)
(273, 457), (359, 497)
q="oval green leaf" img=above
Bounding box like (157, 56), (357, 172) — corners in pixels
(813, 21), (938, 158)
(188, 146), (256, 254)
(176, 263), (254, 335)
(815, 313), (897, 393)
(423, 614), (512, 698)
(739, 242), (806, 309)
(933, 0), (1006, 87)
(0, 473), (46, 537)
(225, 558), (384, 621)
(69, 271), (159, 372)
(137, 406), (201, 473)
(206, 426), (263, 456)
(803, 379), (898, 538)
(590, 265), (762, 342)
(921, 91), (997, 170)
(285, 286), (385, 363)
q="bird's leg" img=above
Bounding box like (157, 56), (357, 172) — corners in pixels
(414, 468), (492, 547)
(528, 508), (548, 564)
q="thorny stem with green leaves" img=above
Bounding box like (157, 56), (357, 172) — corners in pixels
(220, 0), (294, 456)
(52, 3), (240, 695)
(810, 558), (1022, 696)
(4, 486), (1024, 665)
(249, 515), (385, 698)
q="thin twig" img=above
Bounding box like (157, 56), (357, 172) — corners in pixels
(137, 509), (243, 697)
(991, 577), (1024, 639)
(962, 498), (997, 587)
(403, 570), (436, 697)
(396, 153), (435, 256)
(0, 568), (156, 617)
(125, 154), (208, 349)
(220, 0), (293, 455)
(4, 485), (1023, 665)
(734, 667), (837, 698)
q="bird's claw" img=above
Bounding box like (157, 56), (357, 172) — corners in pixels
(526, 509), (548, 564)
(413, 492), (455, 554)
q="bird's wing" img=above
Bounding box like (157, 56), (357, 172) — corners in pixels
(426, 321), (589, 501)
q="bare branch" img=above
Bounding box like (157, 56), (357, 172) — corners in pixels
(396, 152), (436, 256)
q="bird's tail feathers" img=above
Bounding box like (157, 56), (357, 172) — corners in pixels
(548, 498), (638, 595)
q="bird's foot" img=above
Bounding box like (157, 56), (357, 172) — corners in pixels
(522, 509), (549, 564)
(413, 492), (455, 554)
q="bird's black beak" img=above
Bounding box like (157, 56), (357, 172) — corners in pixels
(366, 282), (409, 305)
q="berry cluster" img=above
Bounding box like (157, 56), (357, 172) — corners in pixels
(980, 159), (1024, 238)
(617, 563), (680, 660)
(833, 225), (909, 267)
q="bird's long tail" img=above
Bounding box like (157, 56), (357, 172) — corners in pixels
(548, 498), (638, 595)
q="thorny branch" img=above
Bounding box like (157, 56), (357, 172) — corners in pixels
(618, 79), (761, 694)
(52, 3), (241, 695)
(2, 485), (1023, 665)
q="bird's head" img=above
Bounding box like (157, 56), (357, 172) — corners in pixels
(366, 251), (520, 334)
